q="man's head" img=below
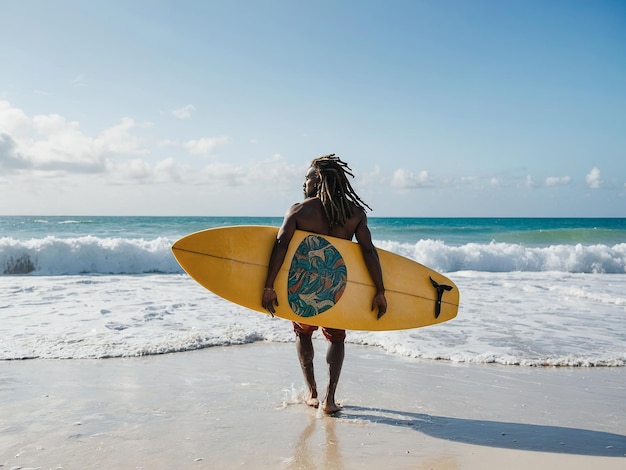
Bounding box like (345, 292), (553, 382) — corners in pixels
(303, 166), (320, 199)
(306, 154), (371, 226)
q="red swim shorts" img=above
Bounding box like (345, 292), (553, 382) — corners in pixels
(292, 322), (346, 343)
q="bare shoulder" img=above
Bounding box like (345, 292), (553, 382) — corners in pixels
(288, 197), (322, 216)
(348, 204), (368, 227)
(351, 205), (373, 240)
(352, 204), (367, 221)
(288, 198), (330, 234)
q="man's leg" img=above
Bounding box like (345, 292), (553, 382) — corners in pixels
(293, 323), (319, 407)
(322, 328), (346, 414)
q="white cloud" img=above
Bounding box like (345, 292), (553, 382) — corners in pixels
(545, 176), (571, 187)
(391, 168), (430, 189)
(526, 175), (573, 189)
(0, 100), (147, 174)
(198, 154), (300, 187)
(359, 165), (386, 186)
(94, 117), (148, 156)
(490, 177), (501, 187)
(525, 175), (536, 188)
(0, 101), (298, 194)
(171, 104), (196, 119)
(156, 139), (178, 147)
(103, 151), (300, 189)
(108, 157), (153, 181)
(460, 176), (476, 182)
(201, 161), (247, 186)
(0, 132), (30, 169)
(107, 157), (181, 184)
(586, 167), (602, 189)
(184, 136), (229, 156)
(71, 74), (87, 87)
(0, 100), (30, 133)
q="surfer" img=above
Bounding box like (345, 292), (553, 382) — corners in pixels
(262, 154), (387, 415)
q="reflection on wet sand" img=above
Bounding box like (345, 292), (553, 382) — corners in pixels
(290, 413), (343, 469)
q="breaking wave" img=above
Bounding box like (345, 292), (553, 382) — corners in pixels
(1, 236), (625, 275)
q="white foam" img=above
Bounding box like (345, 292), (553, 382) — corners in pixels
(376, 239), (626, 274)
(2, 236), (626, 275)
(1, 272), (624, 367)
(0, 236), (180, 275)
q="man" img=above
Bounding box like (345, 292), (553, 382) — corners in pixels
(262, 154), (387, 415)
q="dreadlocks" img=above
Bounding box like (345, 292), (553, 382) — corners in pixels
(310, 154), (372, 227)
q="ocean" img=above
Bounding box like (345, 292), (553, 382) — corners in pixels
(1, 216), (625, 367)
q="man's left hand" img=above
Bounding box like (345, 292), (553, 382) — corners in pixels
(372, 292), (387, 319)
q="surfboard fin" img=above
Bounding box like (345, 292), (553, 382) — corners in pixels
(430, 277), (454, 319)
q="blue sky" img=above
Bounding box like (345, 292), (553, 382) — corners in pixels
(1, 0), (624, 217)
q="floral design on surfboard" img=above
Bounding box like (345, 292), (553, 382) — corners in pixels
(288, 235), (347, 318)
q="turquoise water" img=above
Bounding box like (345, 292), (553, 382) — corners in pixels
(368, 217), (626, 246)
(2, 216), (625, 246)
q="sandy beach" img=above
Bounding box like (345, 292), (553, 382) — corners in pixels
(1, 341), (624, 469)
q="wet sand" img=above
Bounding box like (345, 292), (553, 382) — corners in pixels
(1, 341), (624, 469)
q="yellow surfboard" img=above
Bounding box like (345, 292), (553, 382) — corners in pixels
(172, 226), (459, 331)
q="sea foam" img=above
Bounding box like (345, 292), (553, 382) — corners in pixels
(1, 272), (624, 366)
(1, 236), (179, 275)
(2, 236), (626, 275)
(377, 239), (626, 274)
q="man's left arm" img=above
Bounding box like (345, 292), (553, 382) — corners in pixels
(262, 205), (298, 314)
(354, 216), (387, 319)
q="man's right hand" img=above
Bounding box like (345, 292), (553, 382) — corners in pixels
(262, 288), (279, 316)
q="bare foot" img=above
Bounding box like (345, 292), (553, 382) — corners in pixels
(305, 394), (320, 408)
(306, 397), (320, 408)
(322, 401), (342, 415)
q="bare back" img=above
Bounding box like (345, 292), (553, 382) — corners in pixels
(286, 197), (366, 241)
